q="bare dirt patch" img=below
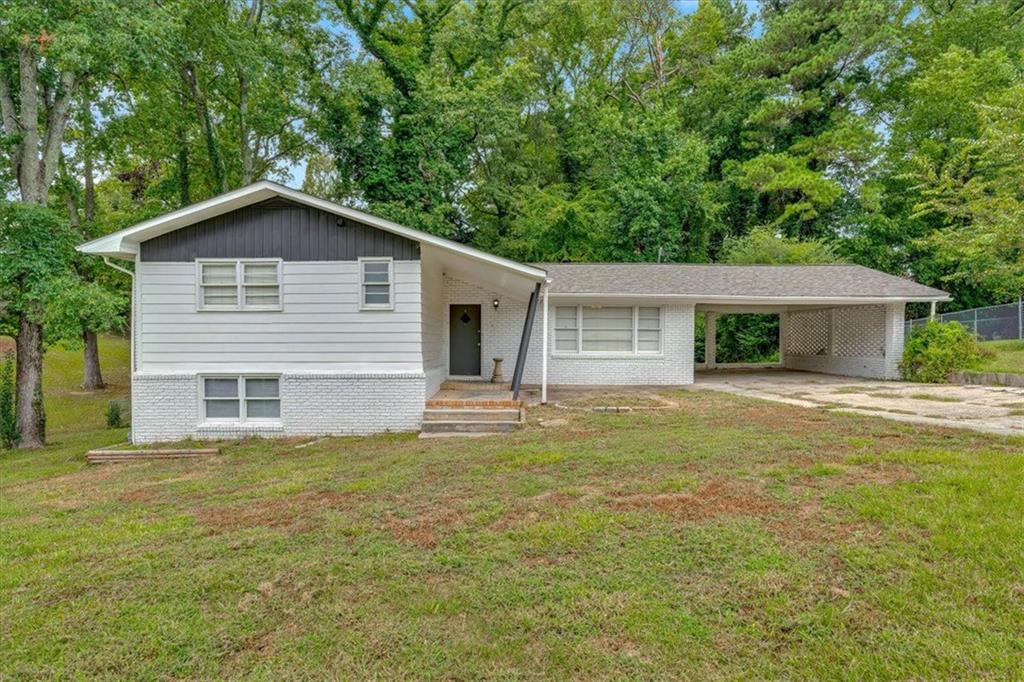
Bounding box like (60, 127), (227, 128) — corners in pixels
(611, 479), (778, 521)
(384, 508), (465, 549)
(197, 490), (353, 532)
(705, 403), (836, 435)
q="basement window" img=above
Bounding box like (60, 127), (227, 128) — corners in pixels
(202, 376), (280, 422)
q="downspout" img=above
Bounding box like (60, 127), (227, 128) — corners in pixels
(102, 256), (136, 375)
(510, 282), (542, 400)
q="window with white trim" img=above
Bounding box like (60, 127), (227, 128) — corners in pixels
(202, 376), (280, 422)
(553, 305), (662, 354)
(197, 260), (281, 310)
(360, 257), (393, 309)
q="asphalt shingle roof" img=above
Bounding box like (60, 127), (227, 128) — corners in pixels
(535, 263), (949, 300)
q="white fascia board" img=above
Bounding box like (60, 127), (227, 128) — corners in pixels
(549, 293), (952, 304)
(77, 181), (547, 282)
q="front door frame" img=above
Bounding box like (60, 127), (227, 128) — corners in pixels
(449, 304), (482, 377)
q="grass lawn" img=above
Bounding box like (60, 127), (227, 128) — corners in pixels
(2, 339), (1024, 678)
(978, 340), (1024, 375)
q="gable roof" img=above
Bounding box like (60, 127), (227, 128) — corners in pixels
(77, 181), (547, 281)
(537, 263), (949, 303)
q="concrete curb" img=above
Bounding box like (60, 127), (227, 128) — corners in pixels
(948, 372), (1024, 388)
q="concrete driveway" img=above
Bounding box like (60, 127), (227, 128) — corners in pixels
(695, 369), (1024, 437)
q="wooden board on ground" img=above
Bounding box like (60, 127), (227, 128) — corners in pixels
(86, 448), (219, 464)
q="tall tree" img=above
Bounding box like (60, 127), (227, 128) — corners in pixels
(0, 0), (152, 447)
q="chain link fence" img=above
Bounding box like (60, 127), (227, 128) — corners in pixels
(905, 299), (1024, 342)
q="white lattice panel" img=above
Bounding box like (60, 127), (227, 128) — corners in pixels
(833, 305), (885, 358)
(786, 309), (830, 356)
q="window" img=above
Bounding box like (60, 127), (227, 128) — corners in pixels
(554, 306), (579, 352)
(553, 306), (662, 355)
(582, 307), (633, 352)
(202, 376), (280, 422)
(197, 260), (281, 310)
(360, 257), (393, 309)
(637, 307), (662, 353)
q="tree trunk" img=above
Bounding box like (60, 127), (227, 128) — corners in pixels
(238, 70), (253, 184)
(15, 317), (45, 449)
(181, 63), (228, 193)
(81, 329), (105, 390)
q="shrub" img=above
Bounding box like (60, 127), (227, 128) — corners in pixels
(0, 352), (17, 449)
(106, 400), (125, 429)
(900, 321), (983, 383)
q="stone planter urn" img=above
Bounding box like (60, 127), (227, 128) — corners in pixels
(491, 357), (505, 383)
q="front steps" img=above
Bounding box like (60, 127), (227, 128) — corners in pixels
(420, 405), (524, 436)
(422, 380), (525, 437)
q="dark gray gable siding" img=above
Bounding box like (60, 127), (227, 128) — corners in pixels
(140, 198), (420, 261)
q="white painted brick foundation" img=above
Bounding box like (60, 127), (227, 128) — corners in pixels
(130, 372), (424, 444)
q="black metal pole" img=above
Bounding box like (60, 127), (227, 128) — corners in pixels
(511, 282), (541, 400)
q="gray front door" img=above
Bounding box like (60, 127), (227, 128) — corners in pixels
(450, 304), (481, 376)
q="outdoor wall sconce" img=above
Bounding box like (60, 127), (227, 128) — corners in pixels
(493, 298), (500, 309)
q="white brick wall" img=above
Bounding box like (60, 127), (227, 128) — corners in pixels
(443, 276), (696, 386)
(782, 303), (905, 379)
(130, 372), (424, 444)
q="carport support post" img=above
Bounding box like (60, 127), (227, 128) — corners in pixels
(705, 312), (717, 369)
(930, 301), (936, 321)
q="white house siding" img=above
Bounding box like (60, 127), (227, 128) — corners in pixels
(136, 260), (423, 373)
(443, 276), (696, 386)
(782, 303), (905, 379)
(131, 259), (426, 443)
(420, 257), (447, 397)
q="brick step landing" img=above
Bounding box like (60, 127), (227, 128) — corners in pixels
(440, 380), (512, 391)
(426, 398), (522, 409)
(424, 408), (522, 422)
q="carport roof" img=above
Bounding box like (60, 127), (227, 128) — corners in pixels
(537, 263), (950, 302)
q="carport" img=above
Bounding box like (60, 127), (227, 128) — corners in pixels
(701, 300), (909, 379)
(536, 264), (951, 393)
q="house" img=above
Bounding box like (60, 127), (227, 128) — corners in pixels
(78, 182), (950, 443)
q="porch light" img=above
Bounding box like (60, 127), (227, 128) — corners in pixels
(493, 298), (500, 309)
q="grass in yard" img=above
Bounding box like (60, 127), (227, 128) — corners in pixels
(3, 394), (1024, 677)
(0, 335), (130, 439)
(977, 340), (1024, 376)
(908, 392), (962, 402)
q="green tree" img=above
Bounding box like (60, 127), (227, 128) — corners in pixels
(0, 0), (156, 447)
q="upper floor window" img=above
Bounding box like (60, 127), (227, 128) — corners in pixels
(554, 305), (662, 355)
(360, 257), (393, 309)
(197, 259), (281, 311)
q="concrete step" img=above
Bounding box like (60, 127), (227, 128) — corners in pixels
(423, 408), (521, 422)
(420, 420), (522, 434)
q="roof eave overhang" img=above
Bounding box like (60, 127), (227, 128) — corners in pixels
(77, 181), (547, 280)
(548, 293), (952, 304)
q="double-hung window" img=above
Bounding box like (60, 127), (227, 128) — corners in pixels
(553, 306), (662, 355)
(202, 376), (280, 422)
(360, 257), (393, 309)
(197, 260), (281, 310)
